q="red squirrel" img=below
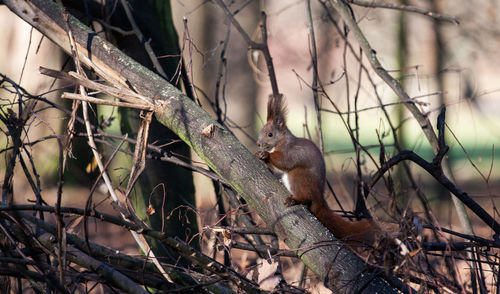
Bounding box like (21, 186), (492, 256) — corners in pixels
(256, 94), (385, 250)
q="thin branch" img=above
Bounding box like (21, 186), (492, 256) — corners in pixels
(213, 0), (280, 96)
(327, 0), (440, 154)
(39, 67), (152, 105)
(5, 207), (215, 289)
(205, 225), (275, 236)
(161, 237), (263, 293)
(124, 110), (152, 198)
(61, 92), (153, 110)
(306, 0), (324, 153)
(231, 240), (297, 257)
(320, 98), (430, 114)
(258, 12), (280, 96)
(366, 108), (500, 235)
(119, 0), (168, 79)
(17, 205), (264, 293)
(213, 0), (259, 48)
(348, 0), (460, 24)
(37, 233), (148, 294)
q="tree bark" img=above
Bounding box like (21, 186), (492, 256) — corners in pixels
(2, 0), (397, 292)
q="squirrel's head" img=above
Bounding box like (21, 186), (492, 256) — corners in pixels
(257, 94), (287, 151)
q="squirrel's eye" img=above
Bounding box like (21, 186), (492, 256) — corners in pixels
(267, 132), (273, 137)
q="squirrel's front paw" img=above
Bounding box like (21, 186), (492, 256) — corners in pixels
(284, 196), (297, 207)
(255, 150), (269, 161)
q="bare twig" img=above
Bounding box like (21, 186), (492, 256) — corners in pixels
(61, 92), (153, 110)
(366, 108), (500, 235)
(37, 233), (148, 294)
(327, 0), (440, 153)
(16, 205), (264, 293)
(231, 240), (297, 257)
(119, 0), (168, 79)
(306, 0), (324, 153)
(348, 0), (459, 24)
(213, 0), (280, 96)
(83, 135), (128, 254)
(161, 237), (262, 294)
(320, 98), (430, 114)
(125, 110), (152, 197)
(39, 67), (152, 106)
(205, 225), (275, 236)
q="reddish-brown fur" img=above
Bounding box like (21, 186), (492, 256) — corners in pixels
(257, 94), (381, 249)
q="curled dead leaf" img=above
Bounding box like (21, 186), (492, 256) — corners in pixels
(146, 204), (155, 216)
(222, 229), (231, 246)
(201, 124), (216, 138)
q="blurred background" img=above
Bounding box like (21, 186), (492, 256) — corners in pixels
(175, 0), (500, 226)
(1, 0), (500, 292)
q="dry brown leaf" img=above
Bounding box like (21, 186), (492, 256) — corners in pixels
(146, 204), (155, 216)
(409, 248), (421, 257)
(257, 259), (280, 291)
(201, 124), (216, 138)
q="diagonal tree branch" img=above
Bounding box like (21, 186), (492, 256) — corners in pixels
(3, 0), (397, 292)
(366, 109), (500, 235)
(327, 0), (440, 154)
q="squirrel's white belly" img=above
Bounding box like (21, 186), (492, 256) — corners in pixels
(281, 173), (292, 193)
(268, 149), (292, 193)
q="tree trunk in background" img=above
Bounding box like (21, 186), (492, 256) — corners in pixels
(393, 0), (411, 211)
(116, 0), (199, 256)
(429, 0), (446, 107)
(63, 0), (200, 257)
(395, 0), (408, 152)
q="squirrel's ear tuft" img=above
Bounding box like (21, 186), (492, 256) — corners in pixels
(275, 115), (287, 131)
(266, 94), (287, 125)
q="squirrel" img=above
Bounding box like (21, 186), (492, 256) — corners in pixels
(256, 94), (387, 251)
